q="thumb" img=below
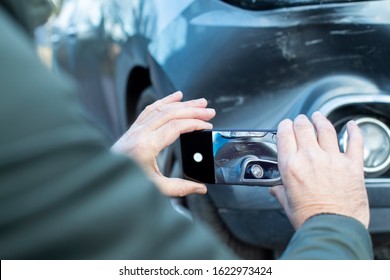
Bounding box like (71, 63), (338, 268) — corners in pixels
(153, 176), (208, 197)
(269, 185), (289, 211)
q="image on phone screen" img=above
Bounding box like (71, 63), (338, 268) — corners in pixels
(212, 131), (280, 185)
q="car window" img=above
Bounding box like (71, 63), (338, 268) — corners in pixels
(222, 0), (378, 10)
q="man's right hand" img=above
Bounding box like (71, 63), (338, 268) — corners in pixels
(270, 112), (369, 230)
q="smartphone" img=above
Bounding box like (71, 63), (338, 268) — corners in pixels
(180, 130), (282, 186)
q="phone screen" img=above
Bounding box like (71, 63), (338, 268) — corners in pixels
(212, 131), (280, 185)
(181, 130), (281, 186)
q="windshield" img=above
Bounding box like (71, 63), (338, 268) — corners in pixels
(222, 0), (379, 10)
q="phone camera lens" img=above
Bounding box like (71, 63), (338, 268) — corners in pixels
(193, 153), (203, 163)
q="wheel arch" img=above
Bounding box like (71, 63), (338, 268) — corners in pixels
(125, 66), (151, 126)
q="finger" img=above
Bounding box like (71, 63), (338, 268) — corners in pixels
(146, 107), (216, 130)
(154, 176), (208, 197)
(137, 98), (210, 126)
(311, 111), (339, 153)
(154, 119), (213, 151)
(277, 119), (297, 161)
(345, 120), (364, 162)
(293, 114), (318, 150)
(269, 185), (289, 211)
(136, 91), (184, 123)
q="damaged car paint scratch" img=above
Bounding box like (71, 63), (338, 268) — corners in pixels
(215, 95), (246, 112)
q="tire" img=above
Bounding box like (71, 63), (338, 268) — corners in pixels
(136, 86), (157, 117)
(186, 193), (273, 259)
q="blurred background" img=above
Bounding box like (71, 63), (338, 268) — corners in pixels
(35, 0), (62, 67)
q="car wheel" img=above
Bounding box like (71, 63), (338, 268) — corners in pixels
(186, 193), (274, 259)
(135, 86), (156, 118)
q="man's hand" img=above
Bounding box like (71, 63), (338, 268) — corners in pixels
(270, 112), (369, 230)
(111, 91), (215, 197)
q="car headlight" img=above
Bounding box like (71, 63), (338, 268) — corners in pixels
(339, 117), (390, 176)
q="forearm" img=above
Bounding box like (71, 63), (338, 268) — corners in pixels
(281, 214), (373, 260)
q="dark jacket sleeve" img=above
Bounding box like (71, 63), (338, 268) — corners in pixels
(0, 7), (235, 260)
(281, 214), (373, 260)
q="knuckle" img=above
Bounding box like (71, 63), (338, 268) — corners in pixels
(282, 156), (302, 181)
(316, 122), (336, 135)
(188, 99), (201, 106)
(304, 148), (321, 162)
(158, 107), (175, 120)
(144, 103), (155, 112)
(278, 119), (292, 131)
(294, 122), (312, 131)
(294, 114), (309, 123)
(276, 129), (290, 141)
(178, 189), (187, 197)
(192, 107), (202, 115)
(352, 131), (364, 145)
(142, 104), (156, 116)
(277, 120), (293, 135)
(168, 120), (182, 134)
(294, 116), (313, 131)
(155, 104), (165, 113)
